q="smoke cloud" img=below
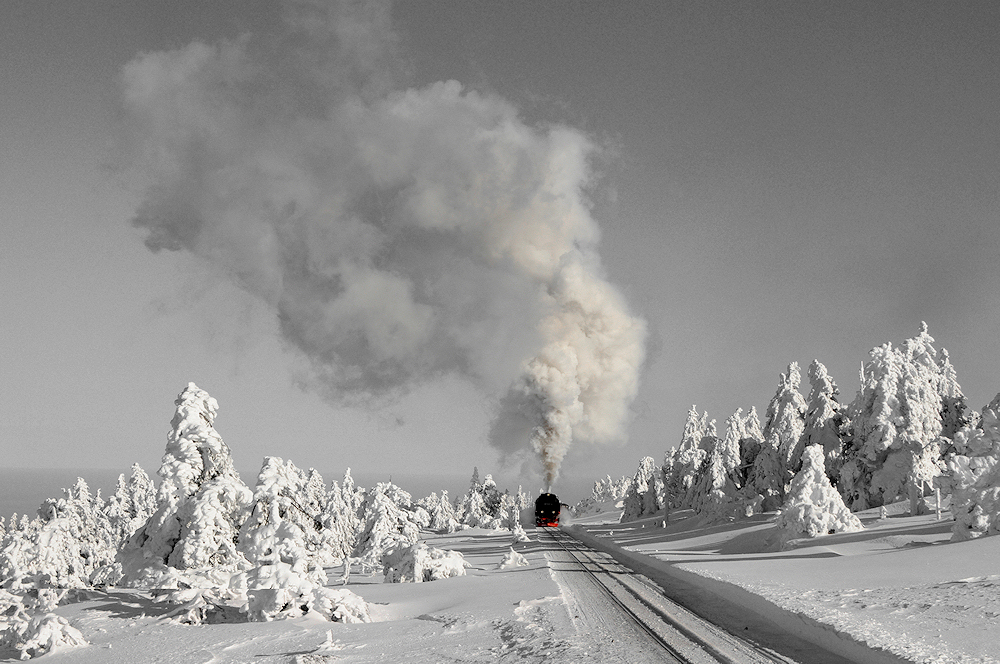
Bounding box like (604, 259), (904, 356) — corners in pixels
(121, 0), (646, 486)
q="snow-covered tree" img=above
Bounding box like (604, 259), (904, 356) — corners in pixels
(947, 395), (1000, 540)
(619, 457), (662, 523)
(668, 407), (712, 509)
(802, 360), (848, 484)
(718, 410), (745, 486)
(841, 324), (954, 513)
(762, 363), (808, 487)
(418, 491), (460, 534)
(455, 468), (509, 529)
(0, 478), (116, 589)
(692, 442), (741, 521)
(103, 464), (157, 546)
(776, 446), (863, 547)
(239, 457), (337, 568)
(119, 383), (253, 584)
(745, 431), (784, 512)
(353, 482), (422, 568)
(737, 407), (765, 487)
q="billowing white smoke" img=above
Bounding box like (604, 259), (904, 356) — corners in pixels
(121, 0), (646, 487)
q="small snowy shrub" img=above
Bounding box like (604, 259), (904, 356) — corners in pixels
(382, 542), (469, 583)
(10, 613), (88, 659)
(496, 548), (529, 569)
(0, 589), (88, 660)
(776, 446), (863, 546)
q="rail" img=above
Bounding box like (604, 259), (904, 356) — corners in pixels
(539, 526), (794, 664)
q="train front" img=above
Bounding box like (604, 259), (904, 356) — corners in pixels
(534, 492), (560, 527)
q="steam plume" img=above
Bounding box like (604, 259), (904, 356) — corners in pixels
(121, 0), (646, 486)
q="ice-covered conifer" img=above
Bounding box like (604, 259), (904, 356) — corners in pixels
(948, 398), (1000, 540)
(419, 491), (459, 533)
(620, 457), (661, 523)
(353, 483), (421, 568)
(692, 441), (742, 521)
(456, 468), (506, 528)
(119, 384), (253, 583)
(319, 481), (359, 562)
(776, 446), (863, 546)
(104, 464), (157, 545)
(803, 360), (847, 484)
(842, 324), (952, 512)
(668, 407), (709, 509)
(718, 410), (745, 485)
(239, 457), (334, 568)
(762, 363), (808, 486)
(746, 431), (784, 511)
(737, 407), (765, 487)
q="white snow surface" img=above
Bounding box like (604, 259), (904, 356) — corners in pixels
(6, 504), (999, 663)
(579, 502), (1000, 664)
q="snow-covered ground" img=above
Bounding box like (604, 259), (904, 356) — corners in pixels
(7, 501), (997, 663)
(573, 501), (1000, 664)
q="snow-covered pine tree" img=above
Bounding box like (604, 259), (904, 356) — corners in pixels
(946, 395), (1000, 540)
(239, 457), (335, 568)
(745, 430), (784, 512)
(320, 472), (362, 562)
(0, 478), (117, 588)
(353, 483), (422, 569)
(762, 363), (808, 487)
(103, 464), (157, 546)
(684, 418), (717, 509)
(119, 383), (253, 583)
(620, 457), (660, 523)
(419, 491), (459, 533)
(692, 440), (740, 522)
(776, 445), (863, 546)
(802, 360), (848, 484)
(575, 475), (631, 515)
(841, 324), (953, 513)
(737, 407), (765, 488)
(667, 407), (710, 509)
(718, 410), (745, 487)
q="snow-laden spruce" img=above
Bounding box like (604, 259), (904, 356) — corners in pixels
(619, 457), (663, 523)
(802, 360), (847, 484)
(841, 323), (958, 513)
(776, 446), (863, 547)
(0, 478), (118, 589)
(119, 383), (254, 586)
(948, 395), (1000, 540)
(762, 362), (808, 488)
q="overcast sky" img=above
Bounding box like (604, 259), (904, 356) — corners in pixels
(2, 1), (999, 500)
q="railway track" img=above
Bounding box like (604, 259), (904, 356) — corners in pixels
(540, 526), (798, 664)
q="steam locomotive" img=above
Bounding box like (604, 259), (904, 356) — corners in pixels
(534, 492), (560, 527)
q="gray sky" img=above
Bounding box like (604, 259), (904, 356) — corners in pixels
(2, 1), (999, 501)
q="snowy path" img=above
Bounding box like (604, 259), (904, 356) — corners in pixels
(541, 526), (792, 664)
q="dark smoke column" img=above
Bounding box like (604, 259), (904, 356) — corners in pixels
(120, 0), (646, 486)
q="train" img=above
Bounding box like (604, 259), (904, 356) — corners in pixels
(534, 492), (561, 527)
